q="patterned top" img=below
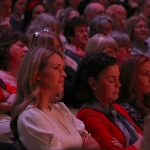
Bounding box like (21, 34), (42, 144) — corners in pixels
(121, 101), (144, 131)
(18, 102), (85, 150)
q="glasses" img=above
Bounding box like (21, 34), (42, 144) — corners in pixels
(33, 28), (51, 37)
(134, 25), (148, 30)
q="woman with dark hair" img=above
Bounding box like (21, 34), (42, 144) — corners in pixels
(10, 0), (27, 32)
(10, 46), (100, 150)
(23, 0), (45, 31)
(117, 54), (150, 131)
(75, 52), (143, 150)
(0, 28), (28, 143)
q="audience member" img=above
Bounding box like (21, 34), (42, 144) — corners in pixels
(56, 8), (80, 45)
(85, 34), (118, 57)
(45, 0), (64, 16)
(10, 46), (100, 150)
(26, 13), (60, 47)
(64, 16), (88, 65)
(125, 15), (150, 57)
(84, 2), (105, 22)
(89, 15), (114, 37)
(30, 28), (81, 109)
(23, 0), (45, 31)
(110, 32), (131, 66)
(135, 0), (150, 34)
(0, 28), (28, 86)
(75, 52), (143, 150)
(0, 0), (12, 27)
(106, 4), (127, 32)
(0, 28), (28, 143)
(116, 54), (150, 131)
(64, 0), (81, 10)
(10, 0), (27, 32)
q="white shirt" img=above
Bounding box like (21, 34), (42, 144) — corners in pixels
(18, 102), (84, 150)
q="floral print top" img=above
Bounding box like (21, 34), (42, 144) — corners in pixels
(121, 101), (144, 131)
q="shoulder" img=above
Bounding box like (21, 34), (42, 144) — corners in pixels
(77, 107), (105, 119)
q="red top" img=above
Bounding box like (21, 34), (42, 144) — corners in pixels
(76, 103), (142, 150)
(0, 83), (16, 103)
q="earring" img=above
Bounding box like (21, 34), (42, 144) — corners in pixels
(93, 87), (96, 90)
(36, 76), (40, 81)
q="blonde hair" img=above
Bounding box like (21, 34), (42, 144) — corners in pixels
(26, 13), (60, 47)
(10, 46), (63, 139)
(85, 34), (118, 57)
(106, 4), (127, 17)
(30, 28), (64, 51)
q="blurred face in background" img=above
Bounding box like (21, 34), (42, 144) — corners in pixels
(133, 19), (149, 42)
(113, 13), (126, 32)
(136, 61), (150, 94)
(13, 0), (27, 15)
(140, 0), (150, 18)
(51, 0), (64, 15)
(0, 0), (12, 19)
(32, 5), (45, 20)
(69, 0), (80, 9)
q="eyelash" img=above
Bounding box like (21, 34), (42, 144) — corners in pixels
(143, 72), (148, 76)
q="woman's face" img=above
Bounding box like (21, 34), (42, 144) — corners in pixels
(141, 0), (150, 18)
(13, 0), (27, 15)
(9, 40), (28, 67)
(32, 5), (45, 20)
(136, 61), (150, 94)
(38, 53), (66, 94)
(69, 0), (80, 9)
(101, 22), (113, 36)
(113, 13), (126, 32)
(133, 20), (148, 42)
(90, 64), (120, 107)
(51, 0), (64, 15)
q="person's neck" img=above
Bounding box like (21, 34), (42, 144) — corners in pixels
(11, 12), (22, 22)
(134, 39), (145, 45)
(71, 43), (85, 51)
(8, 66), (18, 79)
(39, 89), (54, 110)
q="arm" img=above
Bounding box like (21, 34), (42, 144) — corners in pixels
(0, 94), (16, 113)
(18, 108), (59, 150)
(77, 108), (141, 150)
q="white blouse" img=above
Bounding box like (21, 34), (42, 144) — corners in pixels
(18, 102), (85, 150)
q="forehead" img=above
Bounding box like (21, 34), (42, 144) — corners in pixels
(75, 25), (87, 30)
(138, 61), (150, 71)
(47, 53), (64, 65)
(100, 65), (120, 78)
(0, 0), (12, 7)
(136, 19), (147, 25)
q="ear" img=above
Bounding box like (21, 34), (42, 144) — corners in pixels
(88, 77), (96, 90)
(36, 72), (41, 81)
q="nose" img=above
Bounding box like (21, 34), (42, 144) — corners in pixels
(61, 70), (67, 78)
(116, 80), (121, 88)
(23, 46), (29, 53)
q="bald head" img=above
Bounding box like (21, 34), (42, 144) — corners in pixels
(84, 3), (105, 21)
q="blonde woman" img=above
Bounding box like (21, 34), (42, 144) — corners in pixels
(10, 46), (100, 150)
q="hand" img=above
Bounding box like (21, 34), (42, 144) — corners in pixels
(82, 132), (100, 150)
(0, 16), (12, 28)
(133, 133), (143, 150)
(111, 137), (123, 149)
